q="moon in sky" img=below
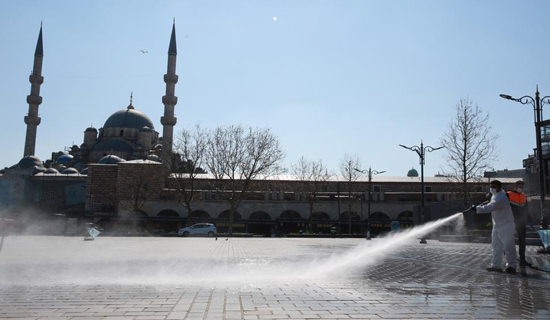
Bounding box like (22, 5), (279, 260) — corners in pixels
(273, 16), (277, 21)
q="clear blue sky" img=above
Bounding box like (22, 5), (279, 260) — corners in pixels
(1, 0), (550, 177)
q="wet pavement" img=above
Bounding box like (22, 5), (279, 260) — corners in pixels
(1, 236), (550, 319)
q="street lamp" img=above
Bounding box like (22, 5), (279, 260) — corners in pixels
(400, 141), (444, 244)
(354, 167), (385, 240)
(500, 86), (550, 229)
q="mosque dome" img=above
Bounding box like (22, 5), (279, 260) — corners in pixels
(80, 168), (89, 175)
(32, 166), (47, 175)
(56, 154), (74, 164)
(45, 168), (60, 174)
(98, 154), (126, 164)
(103, 108), (155, 130)
(85, 126), (98, 132)
(92, 139), (133, 154)
(146, 154), (161, 162)
(16, 155), (44, 170)
(407, 168), (419, 177)
(61, 167), (79, 174)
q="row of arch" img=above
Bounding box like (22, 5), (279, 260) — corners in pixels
(156, 209), (414, 221)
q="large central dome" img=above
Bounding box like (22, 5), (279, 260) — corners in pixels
(103, 108), (155, 130)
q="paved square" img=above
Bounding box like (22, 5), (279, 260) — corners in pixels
(1, 236), (550, 319)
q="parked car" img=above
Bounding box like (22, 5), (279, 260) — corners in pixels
(178, 223), (217, 237)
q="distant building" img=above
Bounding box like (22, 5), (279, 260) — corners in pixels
(484, 169), (525, 179)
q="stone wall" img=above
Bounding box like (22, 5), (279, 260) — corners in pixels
(86, 164), (118, 213)
(116, 162), (167, 215)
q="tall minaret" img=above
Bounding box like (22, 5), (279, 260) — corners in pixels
(23, 24), (44, 157)
(161, 20), (178, 161)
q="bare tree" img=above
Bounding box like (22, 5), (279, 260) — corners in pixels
(440, 98), (499, 205)
(118, 174), (148, 215)
(291, 156), (331, 232)
(117, 163), (167, 232)
(205, 125), (285, 235)
(340, 153), (362, 234)
(171, 124), (208, 215)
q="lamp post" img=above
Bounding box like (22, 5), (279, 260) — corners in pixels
(400, 141), (444, 244)
(500, 86), (549, 229)
(354, 167), (385, 240)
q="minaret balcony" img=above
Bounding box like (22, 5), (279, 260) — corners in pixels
(162, 95), (178, 105)
(29, 74), (44, 84)
(26, 95), (43, 105)
(164, 74), (179, 84)
(24, 115), (41, 125)
(161, 116), (177, 126)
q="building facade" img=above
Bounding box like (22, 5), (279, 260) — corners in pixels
(85, 162), (517, 236)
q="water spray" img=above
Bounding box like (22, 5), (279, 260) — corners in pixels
(304, 212), (465, 278)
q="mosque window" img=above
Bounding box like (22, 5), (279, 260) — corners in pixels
(120, 130), (124, 137)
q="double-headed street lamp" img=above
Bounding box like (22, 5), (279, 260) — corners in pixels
(500, 87), (550, 229)
(400, 141), (444, 244)
(354, 167), (386, 240)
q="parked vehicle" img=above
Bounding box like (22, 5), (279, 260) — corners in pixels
(178, 223), (217, 237)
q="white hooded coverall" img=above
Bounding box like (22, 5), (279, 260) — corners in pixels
(476, 190), (517, 269)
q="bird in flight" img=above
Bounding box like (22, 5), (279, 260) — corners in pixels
(140, 50), (148, 54)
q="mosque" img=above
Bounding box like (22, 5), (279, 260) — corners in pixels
(0, 22), (180, 222)
(5, 22), (179, 173)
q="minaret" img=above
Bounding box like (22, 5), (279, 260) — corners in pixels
(161, 20), (178, 161)
(23, 24), (44, 157)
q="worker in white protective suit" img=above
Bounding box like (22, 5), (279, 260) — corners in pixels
(470, 179), (517, 274)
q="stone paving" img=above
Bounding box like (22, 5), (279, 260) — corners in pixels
(1, 236), (550, 319)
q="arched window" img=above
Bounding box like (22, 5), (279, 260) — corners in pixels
(249, 211), (272, 220)
(120, 130), (124, 137)
(279, 210), (302, 219)
(218, 210), (242, 220)
(157, 209), (180, 218)
(190, 210), (211, 218)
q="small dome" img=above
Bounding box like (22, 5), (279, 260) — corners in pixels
(80, 168), (89, 175)
(61, 167), (79, 174)
(56, 154), (74, 164)
(32, 166), (47, 175)
(103, 108), (155, 130)
(407, 168), (419, 177)
(146, 154), (161, 162)
(92, 139), (133, 154)
(139, 126), (153, 133)
(85, 126), (98, 132)
(98, 154), (126, 164)
(45, 168), (60, 174)
(16, 156), (44, 170)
